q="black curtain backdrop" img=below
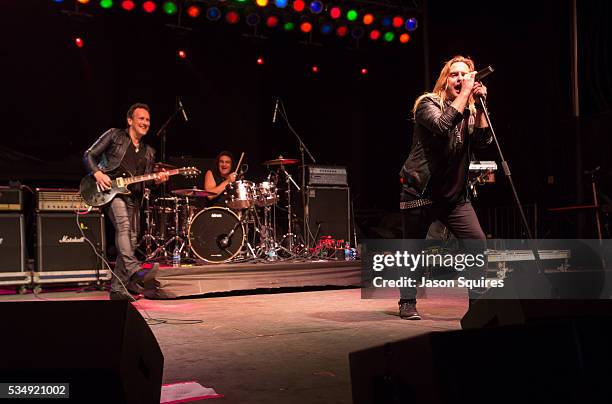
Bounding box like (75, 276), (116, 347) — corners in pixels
(1, 0), (610, 236)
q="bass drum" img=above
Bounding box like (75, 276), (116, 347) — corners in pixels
(189, 207), (245, 263)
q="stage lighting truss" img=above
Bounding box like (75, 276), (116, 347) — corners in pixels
(51, 0), (422, 47)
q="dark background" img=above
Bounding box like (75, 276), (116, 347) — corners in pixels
(1, 0), (611, 238)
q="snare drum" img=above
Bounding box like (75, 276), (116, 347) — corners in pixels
(226, 180), (255, 210)
(255, 181), (278, 207)
(189, 207), (245, 263)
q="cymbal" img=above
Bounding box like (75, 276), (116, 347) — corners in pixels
(262, 158), (299, 166)
(171, 188), (215, 198)
(153, 162), (177, 171)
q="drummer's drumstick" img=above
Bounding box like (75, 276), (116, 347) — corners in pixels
(234, 152), (245, 175)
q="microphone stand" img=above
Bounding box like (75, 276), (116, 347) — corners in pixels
(154, 102), (184, 196)
(277, 98), (317, 248)
(477, 95), (544, 274)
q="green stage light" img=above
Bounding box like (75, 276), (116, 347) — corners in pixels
(384, 32), (394, 42)
(100, 0), (113, 9)
(163, 1), (177, 15)
(283, 21), (295, 31)
(346, 9), (357, 21)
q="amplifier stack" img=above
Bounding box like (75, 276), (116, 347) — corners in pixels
(0, 186), (30, 290)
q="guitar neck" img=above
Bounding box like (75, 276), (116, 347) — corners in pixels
(122, 169), (180, 185)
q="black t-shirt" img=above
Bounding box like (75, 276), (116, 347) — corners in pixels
(120, 142), (147, 199)
(207, 170), (229, 207)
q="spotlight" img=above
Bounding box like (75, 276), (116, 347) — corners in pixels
(225, 10), (240, 24)
(120, 0), (135, 11)
(283, 21), (295, 31)
(206, 7), (221, 21)
(392, 16), (403, 28)
(362, 14), (374, 25)
(320, 22), (333, 35)
(275, 0), (288, 8)
(142, 1), (156, 13)
(336, 25), (347, 37)
(186, 5), (201, 18)
(381, 16), (391, 27)
(177, 49), (187, 59)
(309, 1), (323, 14)
(163, 1), (177, 15)
(312, 65), (319, 73)
(293, 0), (305, 12)
(360, 68), (368, 75)
(99, 0), (113, 9)
(300, 21), (312, 33)
(369, 29), (380, 40)
(77, 0), (90, 4)
(266, 15), (279, 27)
(383, 32), (394, 42)
(257, 57), (264, 65)
(399, 33), (410, 43)
(329, 6), (341, 19)
(256, 0), (268, 6)
(74, 37), (84, 48)
(405, 17), (418, 31)
(346, 9), (357, 21)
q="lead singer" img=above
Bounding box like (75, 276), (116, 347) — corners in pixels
(398, 56), (492, 319)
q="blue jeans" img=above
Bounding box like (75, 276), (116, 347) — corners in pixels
(106, 197), (141, 294)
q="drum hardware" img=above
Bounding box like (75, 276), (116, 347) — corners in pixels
(276, 162), (302, 254)
(172, 187), (215, 198)
(189, 207), (246, 263)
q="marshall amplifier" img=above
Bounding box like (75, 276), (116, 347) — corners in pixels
(0, 213), (26, 274)
(0, 186), (23, 211)
(36, 213), (107, 281)
(307, 166), (348, 186)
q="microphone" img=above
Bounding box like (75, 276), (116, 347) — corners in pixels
(178, 97), (189, 122)
(272, 97), (279, 123)
(474, 65), (494, 81)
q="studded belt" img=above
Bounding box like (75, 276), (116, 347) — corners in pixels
(399, 198), (433, 210)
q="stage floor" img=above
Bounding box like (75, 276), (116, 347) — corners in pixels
(0, 287), (467, 403)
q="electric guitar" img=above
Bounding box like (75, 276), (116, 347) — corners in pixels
(79, 166), (200, 207)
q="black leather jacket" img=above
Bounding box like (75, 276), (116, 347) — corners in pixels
(399, 96), (492, 200)
(83, 128), (155, 176)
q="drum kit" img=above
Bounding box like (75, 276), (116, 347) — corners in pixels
(139, 157), (304, 264)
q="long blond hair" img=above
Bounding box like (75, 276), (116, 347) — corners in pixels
(412, 55), (477, 117)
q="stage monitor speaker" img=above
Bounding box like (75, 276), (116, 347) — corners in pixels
(306, 186), (351, 243)
(37, 212), (105, 272)
(0, 300), (164, 404)
(350, 317), (612, 404)
(0, 213), (25, 273)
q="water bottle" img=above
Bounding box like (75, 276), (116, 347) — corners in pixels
(344, 242), (351, 261)
(172, 246), (181, 267)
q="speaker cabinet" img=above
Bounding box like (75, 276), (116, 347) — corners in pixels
(306, 186), (351, 243)
(36, 212), (105, 272)
(0, 213), (25, 273)
(0, 300), (164, 404)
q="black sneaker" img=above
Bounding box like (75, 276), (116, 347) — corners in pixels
(399, 302), (421, 320)
(109, 291), (141, 301)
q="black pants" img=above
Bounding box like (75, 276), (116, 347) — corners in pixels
(106, 196), (141, 294)
(399, 200), (486, 301)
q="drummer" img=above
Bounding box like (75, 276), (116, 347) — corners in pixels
(204, 150), (237, 207)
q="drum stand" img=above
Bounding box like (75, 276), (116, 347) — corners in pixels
(278, 164), (302, 254)
(227, 209), (257, 260)
(139, 189), (160, 259)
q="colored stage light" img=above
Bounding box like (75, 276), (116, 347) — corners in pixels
(100, 0), (113, 9)
(186, 5), (201, 18)
(392, 16), (403, 28)
(121, 0), (135, 11)
(360, 68), (368, 75)
(77, 0), (90, 4)
(336, 25), (347, 37)
(275, 0), (288, 8)
(351, 26), (364, 39)
(399, 33), (410, 43)
(283, 21), (295, 31)
(163, 2), (177, 15)
(309, 1), (323, 14)
(226, 11), (240, 24)
(300, 21), (312, 33)
(256, 0), (268, 7)
(384, 32), (394, 42)
(329, 6), (341, 19)
(74, 37), (84, 48)
(362, 13), (374, 25)
(320, 22), (332, 34)
(405, 17), (418, 31)
(177, 49), (187, 59)
(53, 0), (64, 3)
(206, 7), (221, 21)
(266, 15), (279, 27)
(381, 16), (391, 27)
(246, 13), (261, 26)
(369, 29), (380, 40)
(142, 1), (156, 13)
(293, 0), (305, 12)
(312, 65), (319, 73)
(257, 57), (264, 65)
(346, 9), (357, 21)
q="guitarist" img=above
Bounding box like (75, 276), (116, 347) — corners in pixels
(83, 103), (169, 301)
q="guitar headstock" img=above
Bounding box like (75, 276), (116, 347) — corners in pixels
(179, 166), (201, 178)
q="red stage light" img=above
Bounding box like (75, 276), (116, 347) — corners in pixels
(257, 57), (264, 65)
(399, 33), (410, 43)
(336, 26), (348, 37)
(74, 37), (84, 48)
(121, 0), (135, 11)
(300, 22), (312, 33)
(293, 0), (305, 12)
(266, 15), (279, 27)
(312, 65), (319, 73)
(186, 5), (201, 18)
(177, 49), (187, 59)
(369, 30), (380, 40)
(361, 68), (368, 75)
(329, 6), (341, 19)
(226, 11), (240, 24)
(392, 16), (404, 28)
(143, 1), (156, 13)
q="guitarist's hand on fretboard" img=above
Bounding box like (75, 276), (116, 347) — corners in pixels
(94, 171), (112, 191)
(155, 170), (170, 184)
